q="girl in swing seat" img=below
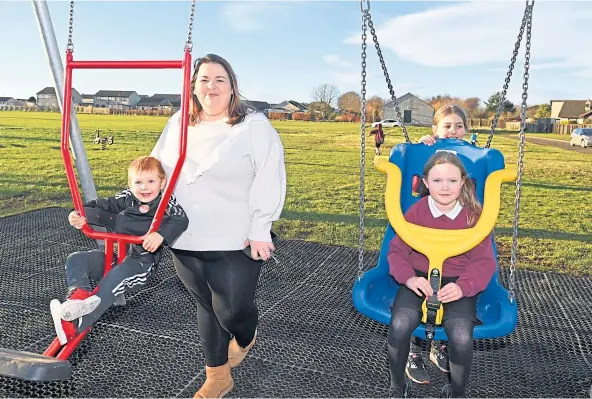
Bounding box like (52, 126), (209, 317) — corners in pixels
(386, 151), (496, 398)
(406, 104), (471, 385)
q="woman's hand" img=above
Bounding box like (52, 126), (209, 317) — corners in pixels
(419, 135), (437, 146)
(437, 282), (463, 303)
(405, 276), (433, 298)
(245, 240), (276, 261)
(68, 211), (86, 229)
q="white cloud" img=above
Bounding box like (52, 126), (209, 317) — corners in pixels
(219, 3), (287, 33)
(344, 1), (592, 78)
(322, 54), (353, 69)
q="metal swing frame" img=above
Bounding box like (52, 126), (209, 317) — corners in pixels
(0, 0), (196, 382)
(356, 0), (534, 320)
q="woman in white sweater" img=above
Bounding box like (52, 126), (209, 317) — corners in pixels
(151, 54), (286, 398)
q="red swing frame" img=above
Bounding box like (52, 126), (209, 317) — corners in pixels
(44, 49), (192, 360)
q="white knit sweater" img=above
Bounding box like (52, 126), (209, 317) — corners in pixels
(151, 111), (286, 251)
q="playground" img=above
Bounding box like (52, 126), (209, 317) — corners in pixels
(0, 0), (591, 397)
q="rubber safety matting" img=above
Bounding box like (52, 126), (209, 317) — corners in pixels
(0, 207), (591, 398)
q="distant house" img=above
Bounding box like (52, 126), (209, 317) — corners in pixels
(11, 99), (28, 107)
(0, 97), (14, 108)
(581, 109), (592, 123)
(36, 87), (83, 108)
(267, 107), (292, 117)
(551, 99), (591, 123)
(94, 90), (141, 109)
(244, 100), (272, 115)
(274, 100), (308, 113)
(382, 93), (434, 126)
(137, 97), (178, 110)
(152, 94), (181, 100)
(81, 94), (94, 105)
(136, 94), (181, 110)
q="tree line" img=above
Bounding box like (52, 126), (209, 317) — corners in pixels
(308, 83), (551, 121)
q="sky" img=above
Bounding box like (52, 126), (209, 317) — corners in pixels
(1, 0), (591, 108)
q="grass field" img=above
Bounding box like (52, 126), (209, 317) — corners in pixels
(1, 111), (590, 277)
(524, 133), (571, 141)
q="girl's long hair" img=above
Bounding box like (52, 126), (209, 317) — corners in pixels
(419, 151), (482, 226)
(189, 54), (247, 126)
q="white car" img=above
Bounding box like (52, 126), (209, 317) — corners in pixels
(569, 128), (592, 148)
(372, 119), (401, 128)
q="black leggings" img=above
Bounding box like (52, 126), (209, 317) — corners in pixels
(387, 308), (474, 397)
(171, 248), (262, 367)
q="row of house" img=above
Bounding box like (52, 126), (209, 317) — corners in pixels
(34, 87), (181, 110)
(0, 89), (484, 127)
(32, 87), (313, 116)
(5, 87), (592, 126)
(383, 95), (592, 126)
(0, 97), (35, 108)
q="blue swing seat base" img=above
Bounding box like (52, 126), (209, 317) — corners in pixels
(352, 263), (517, 340)
(352, 139), (518, 341)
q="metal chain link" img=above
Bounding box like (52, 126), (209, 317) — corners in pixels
(364, 10), (410, 144)
(66, 0), (75, 52)
(358, 2), (369, 282)
(508, 1), (533, 304)
(185, 0), (197, 51)
(485, 0), (531, 149)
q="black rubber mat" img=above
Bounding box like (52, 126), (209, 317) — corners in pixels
(0, 207), (591, 397)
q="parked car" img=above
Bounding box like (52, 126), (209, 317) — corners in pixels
(569, 128), (592, 148)
(372, 119), (401, 128)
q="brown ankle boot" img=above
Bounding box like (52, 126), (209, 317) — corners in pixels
(228, 330), (257, 368)
(193, 363), (233, 398)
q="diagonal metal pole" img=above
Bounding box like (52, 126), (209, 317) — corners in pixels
(32, 0), (105, 250)
(32, 0), (97, 203)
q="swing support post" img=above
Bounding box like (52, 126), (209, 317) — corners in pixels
(32, 0), (98, 203)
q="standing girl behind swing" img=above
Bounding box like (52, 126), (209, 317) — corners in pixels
(386, 151), (496, 398)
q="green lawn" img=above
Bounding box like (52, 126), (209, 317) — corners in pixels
(1, 111), (590, 277)
(524, 133), (572, 141)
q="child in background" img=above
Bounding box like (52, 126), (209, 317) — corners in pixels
(369, 123), (386, 155)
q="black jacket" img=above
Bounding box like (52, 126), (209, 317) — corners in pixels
(82, 189), (189, 256)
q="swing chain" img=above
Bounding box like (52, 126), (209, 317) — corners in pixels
(508, 1), (533, 304)
(485, 0), (532, 149)
(358, 7), (368, 282)
(364, 9), (411, 144)
(185, 0), (197, 51)
(67, 0), (75, 52)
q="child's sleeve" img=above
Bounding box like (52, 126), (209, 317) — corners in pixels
(455, 234), (496, 297)
(387, 205), (418, 285)
(156, 194), (189, 246)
